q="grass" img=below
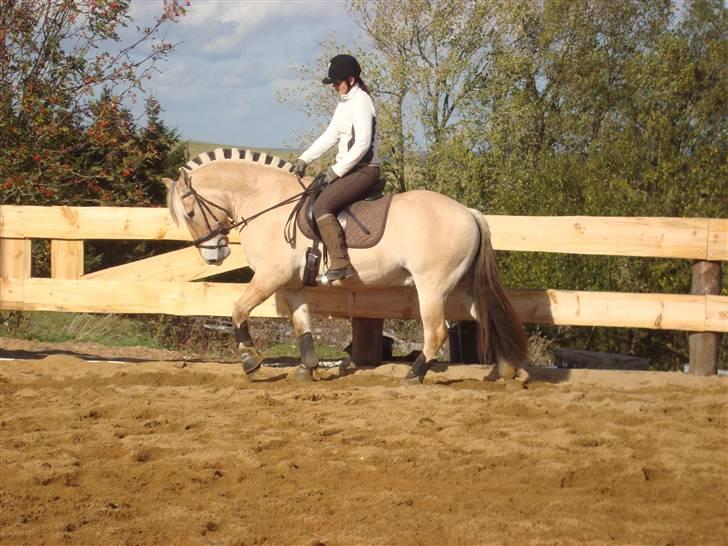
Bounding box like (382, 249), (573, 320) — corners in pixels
(1, 311), (350, 361)
(1, 311), (558, 366)
(263, 342), (348, 360)
(1, 311), (161, 348)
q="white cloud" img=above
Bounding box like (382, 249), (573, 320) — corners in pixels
(181, 3), (277, 53)
(129, 0), (364, 147)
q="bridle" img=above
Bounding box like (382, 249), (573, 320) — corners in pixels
(179, 186), (234, 249)
(180, 172), (325, 249)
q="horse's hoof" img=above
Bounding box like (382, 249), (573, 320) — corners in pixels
(497, 361), (518, 380)
(497, 369), (529, 390)
(291, 365), (315, 382)
(339, 357), (356, 376)
(240, 350), (263, 376)
(401, 372), (424, 386)
(243, 368), (261, 382)
(515, 368), (530, 385)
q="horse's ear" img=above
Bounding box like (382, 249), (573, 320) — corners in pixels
(161, 178), (174, 190)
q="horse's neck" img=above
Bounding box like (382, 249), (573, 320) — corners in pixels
(201, 165), (300, 223)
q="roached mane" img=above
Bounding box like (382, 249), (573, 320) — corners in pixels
(166, 148), (296, 227)
(183, 148), (295, 173)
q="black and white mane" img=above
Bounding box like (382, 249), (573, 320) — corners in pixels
(183, 148), (295, 174)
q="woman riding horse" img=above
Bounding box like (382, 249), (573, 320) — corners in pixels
(294, 54), (380, 283)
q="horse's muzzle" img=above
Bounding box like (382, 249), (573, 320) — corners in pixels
(200, 239), (231, 265)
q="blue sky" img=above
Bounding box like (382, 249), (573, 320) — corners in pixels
(131, 0), (364, 149)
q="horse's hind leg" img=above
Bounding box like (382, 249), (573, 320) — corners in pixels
(279, 289), (319, 382)
(403, 293), (449, 385)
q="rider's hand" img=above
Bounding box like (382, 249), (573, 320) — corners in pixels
(324, 167), (339, 184)
(294, 159), (307, 177)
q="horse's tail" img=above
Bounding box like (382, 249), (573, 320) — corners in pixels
(469, 210), (529, 377)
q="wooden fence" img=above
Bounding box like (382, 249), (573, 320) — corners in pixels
(1, 205), (726, 373)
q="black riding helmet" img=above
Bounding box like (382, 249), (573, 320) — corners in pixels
(322, 54), (361, 84)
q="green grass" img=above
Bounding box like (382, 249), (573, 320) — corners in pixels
(263, 342), (348, 360)
(1, 312), (351, 360)
(185, 141), (299, 162)
(1, 311), (161, 348)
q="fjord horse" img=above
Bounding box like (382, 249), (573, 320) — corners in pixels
(163, 149), (528, 384)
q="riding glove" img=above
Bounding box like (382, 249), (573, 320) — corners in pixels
(324, 167), (339, 184)
(294, 159), (307, 177)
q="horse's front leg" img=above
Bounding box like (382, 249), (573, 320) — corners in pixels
(279, 288), (318, 382)
(232, 277), (281, 380)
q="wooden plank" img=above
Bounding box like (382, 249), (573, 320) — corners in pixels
(0, 205), (195, 241)
(0, 238), (31, 279)
(3, 205), (725, 260)
(705, 295), (728, 333)
(707, 219), (728, 260)
(508, 289), (710, 332)
(2, 278), (724, 332)
(484, 215), (711, 259)
(0, 278), (278, 317)
(83, 244), (248, 281)
(0, 239), (30, 308)
(51, 240), (84, 279)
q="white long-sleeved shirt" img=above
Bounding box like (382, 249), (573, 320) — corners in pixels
(299, 83), (380, 177)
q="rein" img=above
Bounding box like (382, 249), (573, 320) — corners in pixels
(183, 174), (325, 249)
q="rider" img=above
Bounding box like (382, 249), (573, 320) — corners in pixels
(294, 54), (381, 282)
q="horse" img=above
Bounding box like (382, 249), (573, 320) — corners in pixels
(163, 148), (529, 385)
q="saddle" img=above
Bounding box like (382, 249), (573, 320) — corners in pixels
(296, 177), (393, 249)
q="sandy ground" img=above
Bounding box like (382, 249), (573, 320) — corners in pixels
(1, 338), (727, 546)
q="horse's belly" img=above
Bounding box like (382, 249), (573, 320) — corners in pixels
(348, 247), (413, 287)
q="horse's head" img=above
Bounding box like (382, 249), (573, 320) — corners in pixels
(163, 168), (232, 266)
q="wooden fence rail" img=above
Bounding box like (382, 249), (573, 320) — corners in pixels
(1, 205), (726, 373)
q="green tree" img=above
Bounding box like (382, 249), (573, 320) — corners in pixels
(0, 0), (188, 206)
(462, 0), (726, 366)
(138, 96), (189, 203)
(347, 0), (498, 191)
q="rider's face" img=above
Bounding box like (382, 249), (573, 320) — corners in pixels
(332, 77), (354, 95)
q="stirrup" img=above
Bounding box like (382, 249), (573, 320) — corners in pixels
(316, 265), (355, 285)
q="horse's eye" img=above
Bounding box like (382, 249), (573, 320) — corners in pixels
(183, 202), (195, 218)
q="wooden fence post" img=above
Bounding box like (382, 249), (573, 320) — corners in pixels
(51, 240), (84, 279)
(0, 238), (31, 279)
(351, 317), (384, 366)
(0, 238), (31, 311)
(689, 260), (721, 375)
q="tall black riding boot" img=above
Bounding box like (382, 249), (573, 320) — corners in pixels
(316, 213), (355, 283)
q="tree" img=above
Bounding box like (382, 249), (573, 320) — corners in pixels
(347, 0), (498, 191)
(138, 96), (188, 203)
(0, 0), (188, 206)
(457, 0), (727, 366)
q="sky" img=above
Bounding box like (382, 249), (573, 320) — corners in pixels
(130, 0), (365, 149)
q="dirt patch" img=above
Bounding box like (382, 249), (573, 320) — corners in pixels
(1, 340), (726, 545)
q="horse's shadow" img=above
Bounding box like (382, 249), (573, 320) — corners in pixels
(0, 347), (211, 364)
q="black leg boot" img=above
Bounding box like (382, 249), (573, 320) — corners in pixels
(402, 353), (434, 385)
(315, 213), (355, 283)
